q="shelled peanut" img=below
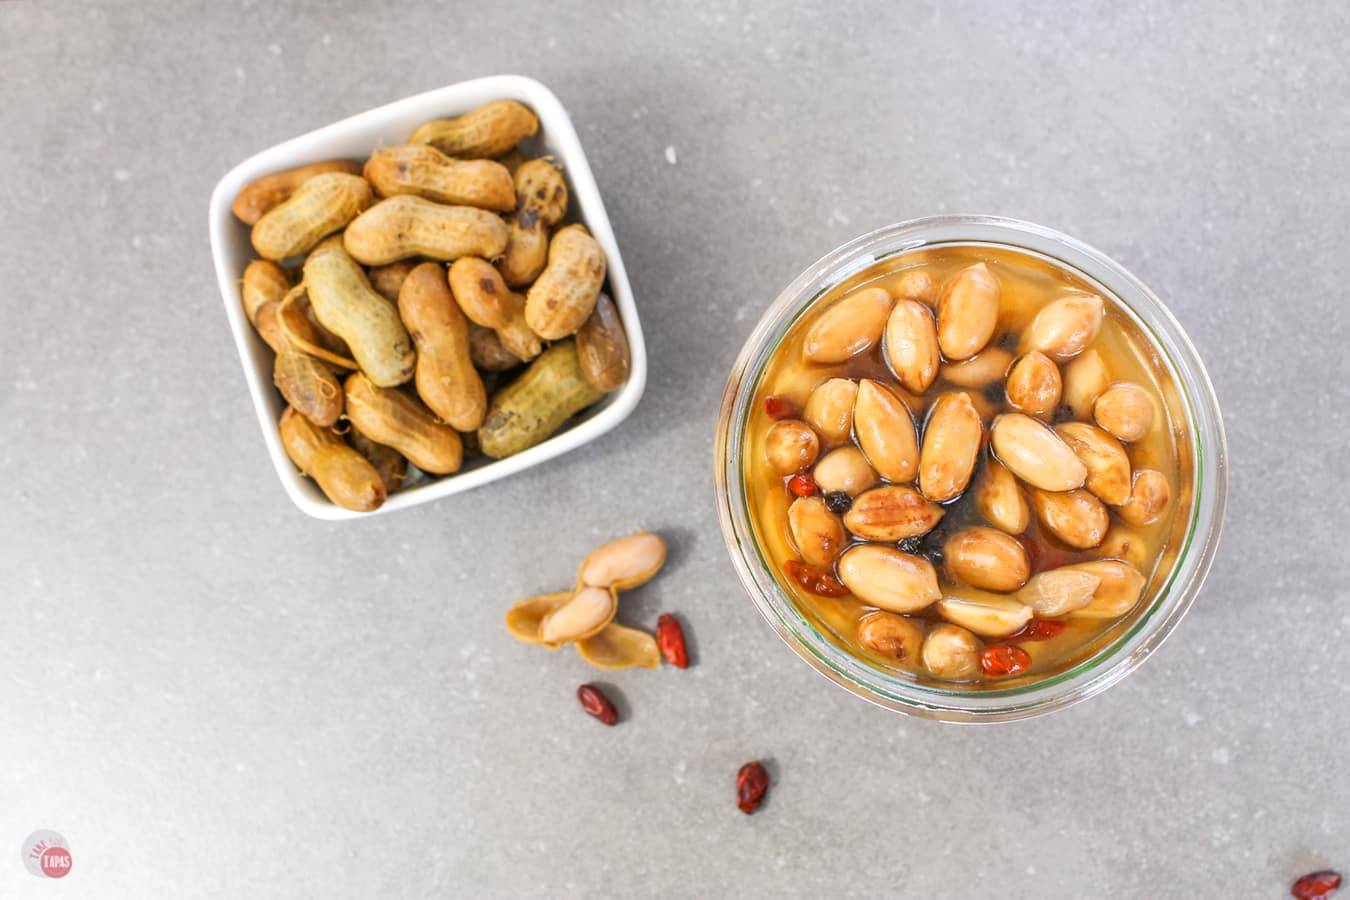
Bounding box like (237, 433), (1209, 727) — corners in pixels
(750, 246), (1182, 684)
(230, 100), (633, 512)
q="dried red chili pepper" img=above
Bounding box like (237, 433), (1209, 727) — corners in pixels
(787, 474), (817, 497)
(1008, 620), (1067, 644)
(656, 613), (689, 669)
(1291, 870), (1342, 900)
(763, 396), (796, 420)
(576, 684), (618, 725)
(736, 761), (769, 814)
(979, 644), (1032, 677)
(783, 560), (849, 597)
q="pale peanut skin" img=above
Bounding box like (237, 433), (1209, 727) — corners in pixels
(343, 195), (509, 266)
(278, 407), (385, 512)
(397, 262), (487, 432)
(575, 293), (630, 392)
(364, 144), (515, 211)
(524, 224), (606, 340)
(448, 256), (513, 328)
(410, 100), (539, 158)
(919, 392), (982, 502)
(343, 373), (463, 474)
(232, 159), (363, 225)
(500, 159), (569, 287)
(250, 172), (373, 261)
(303, 238), (414, 388)
(241, 260), (290, 325)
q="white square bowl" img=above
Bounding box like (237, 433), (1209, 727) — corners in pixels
(209, 75), (646, 520)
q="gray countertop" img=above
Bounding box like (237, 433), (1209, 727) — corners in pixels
(3, 2), (1348, 897)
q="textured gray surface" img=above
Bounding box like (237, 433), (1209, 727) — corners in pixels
(1, 1), (1348, 897)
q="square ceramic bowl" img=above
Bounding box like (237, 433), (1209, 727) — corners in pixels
(209, 75), (646, 520)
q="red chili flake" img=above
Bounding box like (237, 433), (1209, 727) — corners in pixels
(576, 684), (618, 725)
(1008, 620), (1067, 644)
(783, 560), (849, 597)
(656, 613), (689, 669)
(736, 761), (769, 814)
(787, 474), (817, 497)
(980, 644), (1032, 678)
(764, 396), (796, 420)
(1292, 870), (1342, 900)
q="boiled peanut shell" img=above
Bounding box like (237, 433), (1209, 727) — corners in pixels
(575, 294), (631, 392)
(278, 406), (385, 512)
(343, 195), (509, 266)
(505, 592), (573, 645)
(576, 623), (662, 670)
(478, 340), (605, 459)
(448, 256), (513, 329)
(251, 172), (373, 261)
(241, 259), (291, 325)
(363, 143), (515, 211)
(410, 100), (539, 159)
(343, 372), (463, 474)
(499, 159), (569, 287)
(232, 159), (363, 225)
(524, 224), (607, 340)
(398, 262), (486, 432)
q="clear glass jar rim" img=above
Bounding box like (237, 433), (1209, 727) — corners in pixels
(714, 215), (1229, 723)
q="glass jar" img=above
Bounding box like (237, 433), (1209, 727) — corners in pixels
(714, 216), (1228, 722)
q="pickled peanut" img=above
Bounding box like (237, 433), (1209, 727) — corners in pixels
(1022, 292), (1104, 360)
(1066, 560), (1146, 618)
(273, 345), (342, 427)
(505, 592), (572, 644)
(251, 172), (373, 261)
(369, 261), (416, 303)
(837, 545), (941, 614)
(804, 378), (858, 445)
(499, 159), (569, 287)
(343, 195), (509, 265)
(990, 413), (1086, 492)
(348, 425), (407, 493)
(788, 496), (847, 566)
(1031, 488), (1109, 549)
(857, 611), (924, 662)
(853, 379), (918, 482)
(974, 457), (1031, 534)
(936, 593), (1034, 639)
(1005, 352), (1062, 420)
(468, 323), (523, 371)
(575, 294), (631, 392)
(1116, 469), (1171, 526)
(303, 237), (415, 387)
(813, 447), (877, 497)
(1099, 525), (1150, 570)
(922, 624), (982, 679)
(232, 159), (363, 225)
(944, 526), (1030, 591)
(477, 340), (605, 459)
(1093, 382), (1154, 442)
(894, 267), (939, 306)
(843, 486), (944, 541)
(937, 262), (999, 360)
(398, 262), (486, 431)
(919, 392), (982, 502)
(344, 372), (463, 474)
(576, 622), (662, 670)
(579, 532), (667, 590)
(1018, 568), (1101, 617)
(241, 259), (291, 325)
(410, 99), (539, 159)
(494, 291), (544, 361)
(363, 144), (515, 210)
(278, 406), (386, 512)
(883, 299), (940, 393)
(941, 348), (1012, 388)
(803, 287), (892, 363)
(1064, 349), (1110, 419)
(448, 256), (513, 328)
(765, 419), (821, 475)
(1055, 421), (1131, 505)
(538, 585), (617, 646)
(524, 224), (606, 340)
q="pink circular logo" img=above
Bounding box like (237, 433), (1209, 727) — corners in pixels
(40, 846), (72, 878)
(21, 831), (72, 880)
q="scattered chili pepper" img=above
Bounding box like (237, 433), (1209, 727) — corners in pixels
(823, 491), (852, 514)
(1008, 620), (1067, 643)
(787, 474), (817, 497)
(783, 560), (849, 597)
(979, 644), (1032, 677)
(1292, 870), (1342, 900)
(764, 396), (796, 420)
(656, 613), (689, 669)
(576, 684), (618, 725)
(736, 761), (769, 815)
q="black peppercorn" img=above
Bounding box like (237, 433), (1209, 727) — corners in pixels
(824, 491), (852, 514)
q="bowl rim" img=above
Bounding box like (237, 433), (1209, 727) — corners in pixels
(208, 74), (646, 520)
(714, 214), (1228, 722)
